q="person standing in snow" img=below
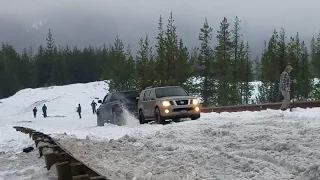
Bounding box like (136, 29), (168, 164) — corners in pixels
(77, 104), (82, 119)
(279, 65), (296, 111)
(42, 104), (47, 118)
(33, 107), (37, 118)
(91, 100), (97, 114)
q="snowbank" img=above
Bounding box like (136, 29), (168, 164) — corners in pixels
(54, 108), (320, 180)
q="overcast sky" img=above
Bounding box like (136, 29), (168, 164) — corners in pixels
(1, 0), (319, 57)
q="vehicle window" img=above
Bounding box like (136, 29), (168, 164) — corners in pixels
(110, 91), (139, 102)
(102, 95), (109, 103)
(149, 89), (156, 99)
(143, 90), (150, 101)
(155, 87), (188, 98)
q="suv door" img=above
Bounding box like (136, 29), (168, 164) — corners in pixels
(99, 94), (111, 121)
(148, 89), (157, 116)
(142, 90), (151, 118)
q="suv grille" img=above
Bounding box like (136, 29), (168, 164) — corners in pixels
(175, 100), (189, 105)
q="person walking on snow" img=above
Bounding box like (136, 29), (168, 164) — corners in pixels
(91, 100), (97, 114)
(42, 104), (47, 118)
(33, 107), (37, 118)
(279, 65), (296, 111)
(77, 104), (82, 119)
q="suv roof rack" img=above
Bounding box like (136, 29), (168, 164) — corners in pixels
(145, 86), (153, 89)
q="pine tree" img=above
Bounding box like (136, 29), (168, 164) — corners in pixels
(106, 36), (127, 91)
(20, 48), (33, 87)
(253, 56), (261, 81)
(238, 41), (246, 102)
(154, 15), (166, 85)
(123, 45), (137, 90)
(163, 12), (179, 85)
(215, 17), (233, 105)
(189, 47), (200, 76)
(258, 30), (279, 103)
(311, 33), (320, 78)
(243, 42), (254, 104)
(295, 41), (312, 99)
(231, 16), (242, 82)
(230, 16), (243, 104)
(0, 44), (22, 96)
(198, 18), (215, 106)
(44, 28), (58, 85)
(136, 35), (150, 89)
(176, 38), (192, 86)
(136, 35), (153, 90)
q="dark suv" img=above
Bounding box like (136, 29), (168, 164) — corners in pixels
(96, 90), (139, 126)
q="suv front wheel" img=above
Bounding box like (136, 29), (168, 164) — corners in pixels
(155, 107), (165, 125)
(97, 118), (104, 126)
(139, 110), (145, 124)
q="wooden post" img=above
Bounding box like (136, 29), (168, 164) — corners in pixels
(57, 152), (71, 163)
(71, 162), (86, 176)
(56, 161), (72, 180)
(44, 152), (56, 170)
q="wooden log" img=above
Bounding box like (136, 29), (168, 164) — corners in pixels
(89, 176), (106, 180)
(73, 174), (89, 180)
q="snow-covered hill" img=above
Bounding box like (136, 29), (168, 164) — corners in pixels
(1, 81), (320, 180)
(0, 81), (109, 117)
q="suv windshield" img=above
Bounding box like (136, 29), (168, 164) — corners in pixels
(155, 87), (188, 98)
(110, 91), (139, 101)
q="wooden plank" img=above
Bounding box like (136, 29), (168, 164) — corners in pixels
(52, 138), (110, 180)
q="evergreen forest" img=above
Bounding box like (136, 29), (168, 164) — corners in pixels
(1, 13), (320, 107)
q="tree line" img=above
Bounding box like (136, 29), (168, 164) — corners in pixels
(1, 12), (320, 107)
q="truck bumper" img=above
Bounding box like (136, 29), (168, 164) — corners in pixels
(159, 106), (201, 120)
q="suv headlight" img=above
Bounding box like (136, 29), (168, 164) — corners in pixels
(162, 100), (171, 107)
(192, 99), (199, 105)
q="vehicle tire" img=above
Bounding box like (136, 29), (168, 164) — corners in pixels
(191, 115), (200, 120)
(97, 118), (104, 126)
(139, 110), (145, 124)
(172, 118), (180, 122)
(112, 108), (124, 126)
(155, 107), (165, 125)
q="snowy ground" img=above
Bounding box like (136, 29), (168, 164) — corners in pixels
(1, 81), (320, 180)
(0, 125), (57, 180)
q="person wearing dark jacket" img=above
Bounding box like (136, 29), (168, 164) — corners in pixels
(91, 100), (97, 114)
(77, 104), (82, 119)
(42, 104), (47, 118)
(33, 107), (37, 118)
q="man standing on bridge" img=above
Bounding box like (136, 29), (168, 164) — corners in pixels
(279, 65), (296, 111)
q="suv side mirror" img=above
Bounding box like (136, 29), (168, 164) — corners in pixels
(98, 100), (102, 103)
